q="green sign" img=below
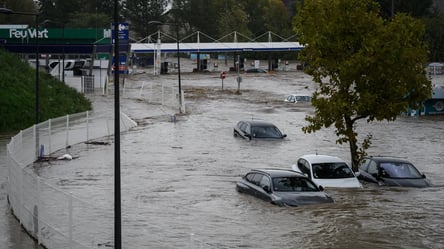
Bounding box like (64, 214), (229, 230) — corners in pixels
(0, 28), (112, 44)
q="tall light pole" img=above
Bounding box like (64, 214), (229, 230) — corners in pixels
(113, 0), (122, 248)
(42, 19), (65, 83)
(0, 8), (40, 125)
(148, 20), (183, 113)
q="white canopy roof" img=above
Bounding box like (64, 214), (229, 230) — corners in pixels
(130, 42), (303, 54)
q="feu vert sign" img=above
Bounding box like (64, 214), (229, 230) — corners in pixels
(0, 27), (112, 44)
(9, 28), (49, 39)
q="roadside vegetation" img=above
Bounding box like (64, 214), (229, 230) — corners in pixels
(294, 0), (432, 171)
(0, 49), (92, 133)
(2, 0), (443, 61)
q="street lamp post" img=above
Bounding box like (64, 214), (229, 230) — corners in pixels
(148, 20), (183, 113)
(42, 20), (65, 83)
(0, 8), (40, 125)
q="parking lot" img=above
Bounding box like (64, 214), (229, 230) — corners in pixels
(16, 62), (444, 248)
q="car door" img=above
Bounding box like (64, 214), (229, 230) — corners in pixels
(297, 158), (312, 178)
(360, 159), (379, 183)
(238, 122), (249, 139)
(256, 175), (272, 202)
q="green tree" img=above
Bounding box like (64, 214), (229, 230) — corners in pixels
(376, 0), (433, 19)
(178, 0), (220, 39)
(38, 0), (116, 28)
(217, 2), (252, 40)
(293, 0), (431, 170)
(123, 0), (169, 40)
(0, 0), (36, 25)
(263, 0), (293, 37)
(239, 0), (268, 36)
(425, 13), (444, 61)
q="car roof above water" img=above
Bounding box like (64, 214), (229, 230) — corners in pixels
(364, 156), (412, 164)
(251, 168), (306, 178)
(240, 120), (276, 127)
(300, 154), (347, 164)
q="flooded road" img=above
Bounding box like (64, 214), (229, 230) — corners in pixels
(3, 66), (444, 248)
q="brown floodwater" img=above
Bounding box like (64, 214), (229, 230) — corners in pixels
(2, 67), (444, 249)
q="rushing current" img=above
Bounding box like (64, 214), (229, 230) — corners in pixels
(1, 61), (444, 249)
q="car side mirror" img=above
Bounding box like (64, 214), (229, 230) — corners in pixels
(318, 185), (324, 191)
(422, 174), (426, 179)
(354, 172), (360, 177)
(262, 186), (271, 193)
(282, 134), (287, 138)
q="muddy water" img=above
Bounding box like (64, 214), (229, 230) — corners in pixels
(5, 69), (444, 249)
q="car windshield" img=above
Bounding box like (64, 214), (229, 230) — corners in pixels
(272, 177), (318, 192)
(312, 163), (354, 179)
(251, 125), (282, 138)
(379, 162), (423, 178)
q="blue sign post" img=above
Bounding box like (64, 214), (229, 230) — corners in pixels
(111, 22), (129, 74)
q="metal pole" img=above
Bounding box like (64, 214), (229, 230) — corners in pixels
(176, 24), (182, 113)
(35, 14), (39, 125)
(113, 0), (121, 247)
(62, 24), (65, 83)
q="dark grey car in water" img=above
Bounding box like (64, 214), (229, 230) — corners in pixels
(233, 120), (286, 140)
(358, 156), (432, 187)
(236, 169), (334, 207)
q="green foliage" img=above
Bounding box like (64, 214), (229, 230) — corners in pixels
(425, 13), (444, 62)
(375, 0), (433, 19)
(123, 0), (169, 39)
(0, 0), (36, 25)
(294, 0), (431, 170)
(0, 49), (92, 132)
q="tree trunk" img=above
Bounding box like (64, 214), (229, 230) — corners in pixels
(345, 117), (359, 172)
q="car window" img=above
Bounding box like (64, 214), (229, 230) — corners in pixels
(252, 125), (282, 138)
(367, 160), (378, 175)
(359, 158), (370, 171)
(297, 159), (311, 175)
(259, 176), (271, 189)
(246, 173), (262, 185)
(239, 122), (247, 133)
(380, 162), (422, 178)
(245, 173), (256, 183)
(272, 177), (318, 192)
(312, 163), (354, 179)
(251, 173), (263, 185)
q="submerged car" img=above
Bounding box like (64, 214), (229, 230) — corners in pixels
(358, 156), (431, 187)
(245, 68), (267, 73)
(284, 94), (312, 103)
(236, 169), (334, 207)
(233, 120), (286, 140)
(291, 154), (362, 188)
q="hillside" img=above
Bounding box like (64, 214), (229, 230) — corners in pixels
(0, 49), (92, 133)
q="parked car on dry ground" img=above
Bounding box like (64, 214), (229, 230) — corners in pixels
(236, 168), (334, 207)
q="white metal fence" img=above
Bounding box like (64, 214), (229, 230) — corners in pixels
(6, 111), (137, 249)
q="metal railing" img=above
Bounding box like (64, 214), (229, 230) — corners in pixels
(6, 110), (137, 248)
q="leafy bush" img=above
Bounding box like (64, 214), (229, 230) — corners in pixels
(0, 49), (92, 132)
